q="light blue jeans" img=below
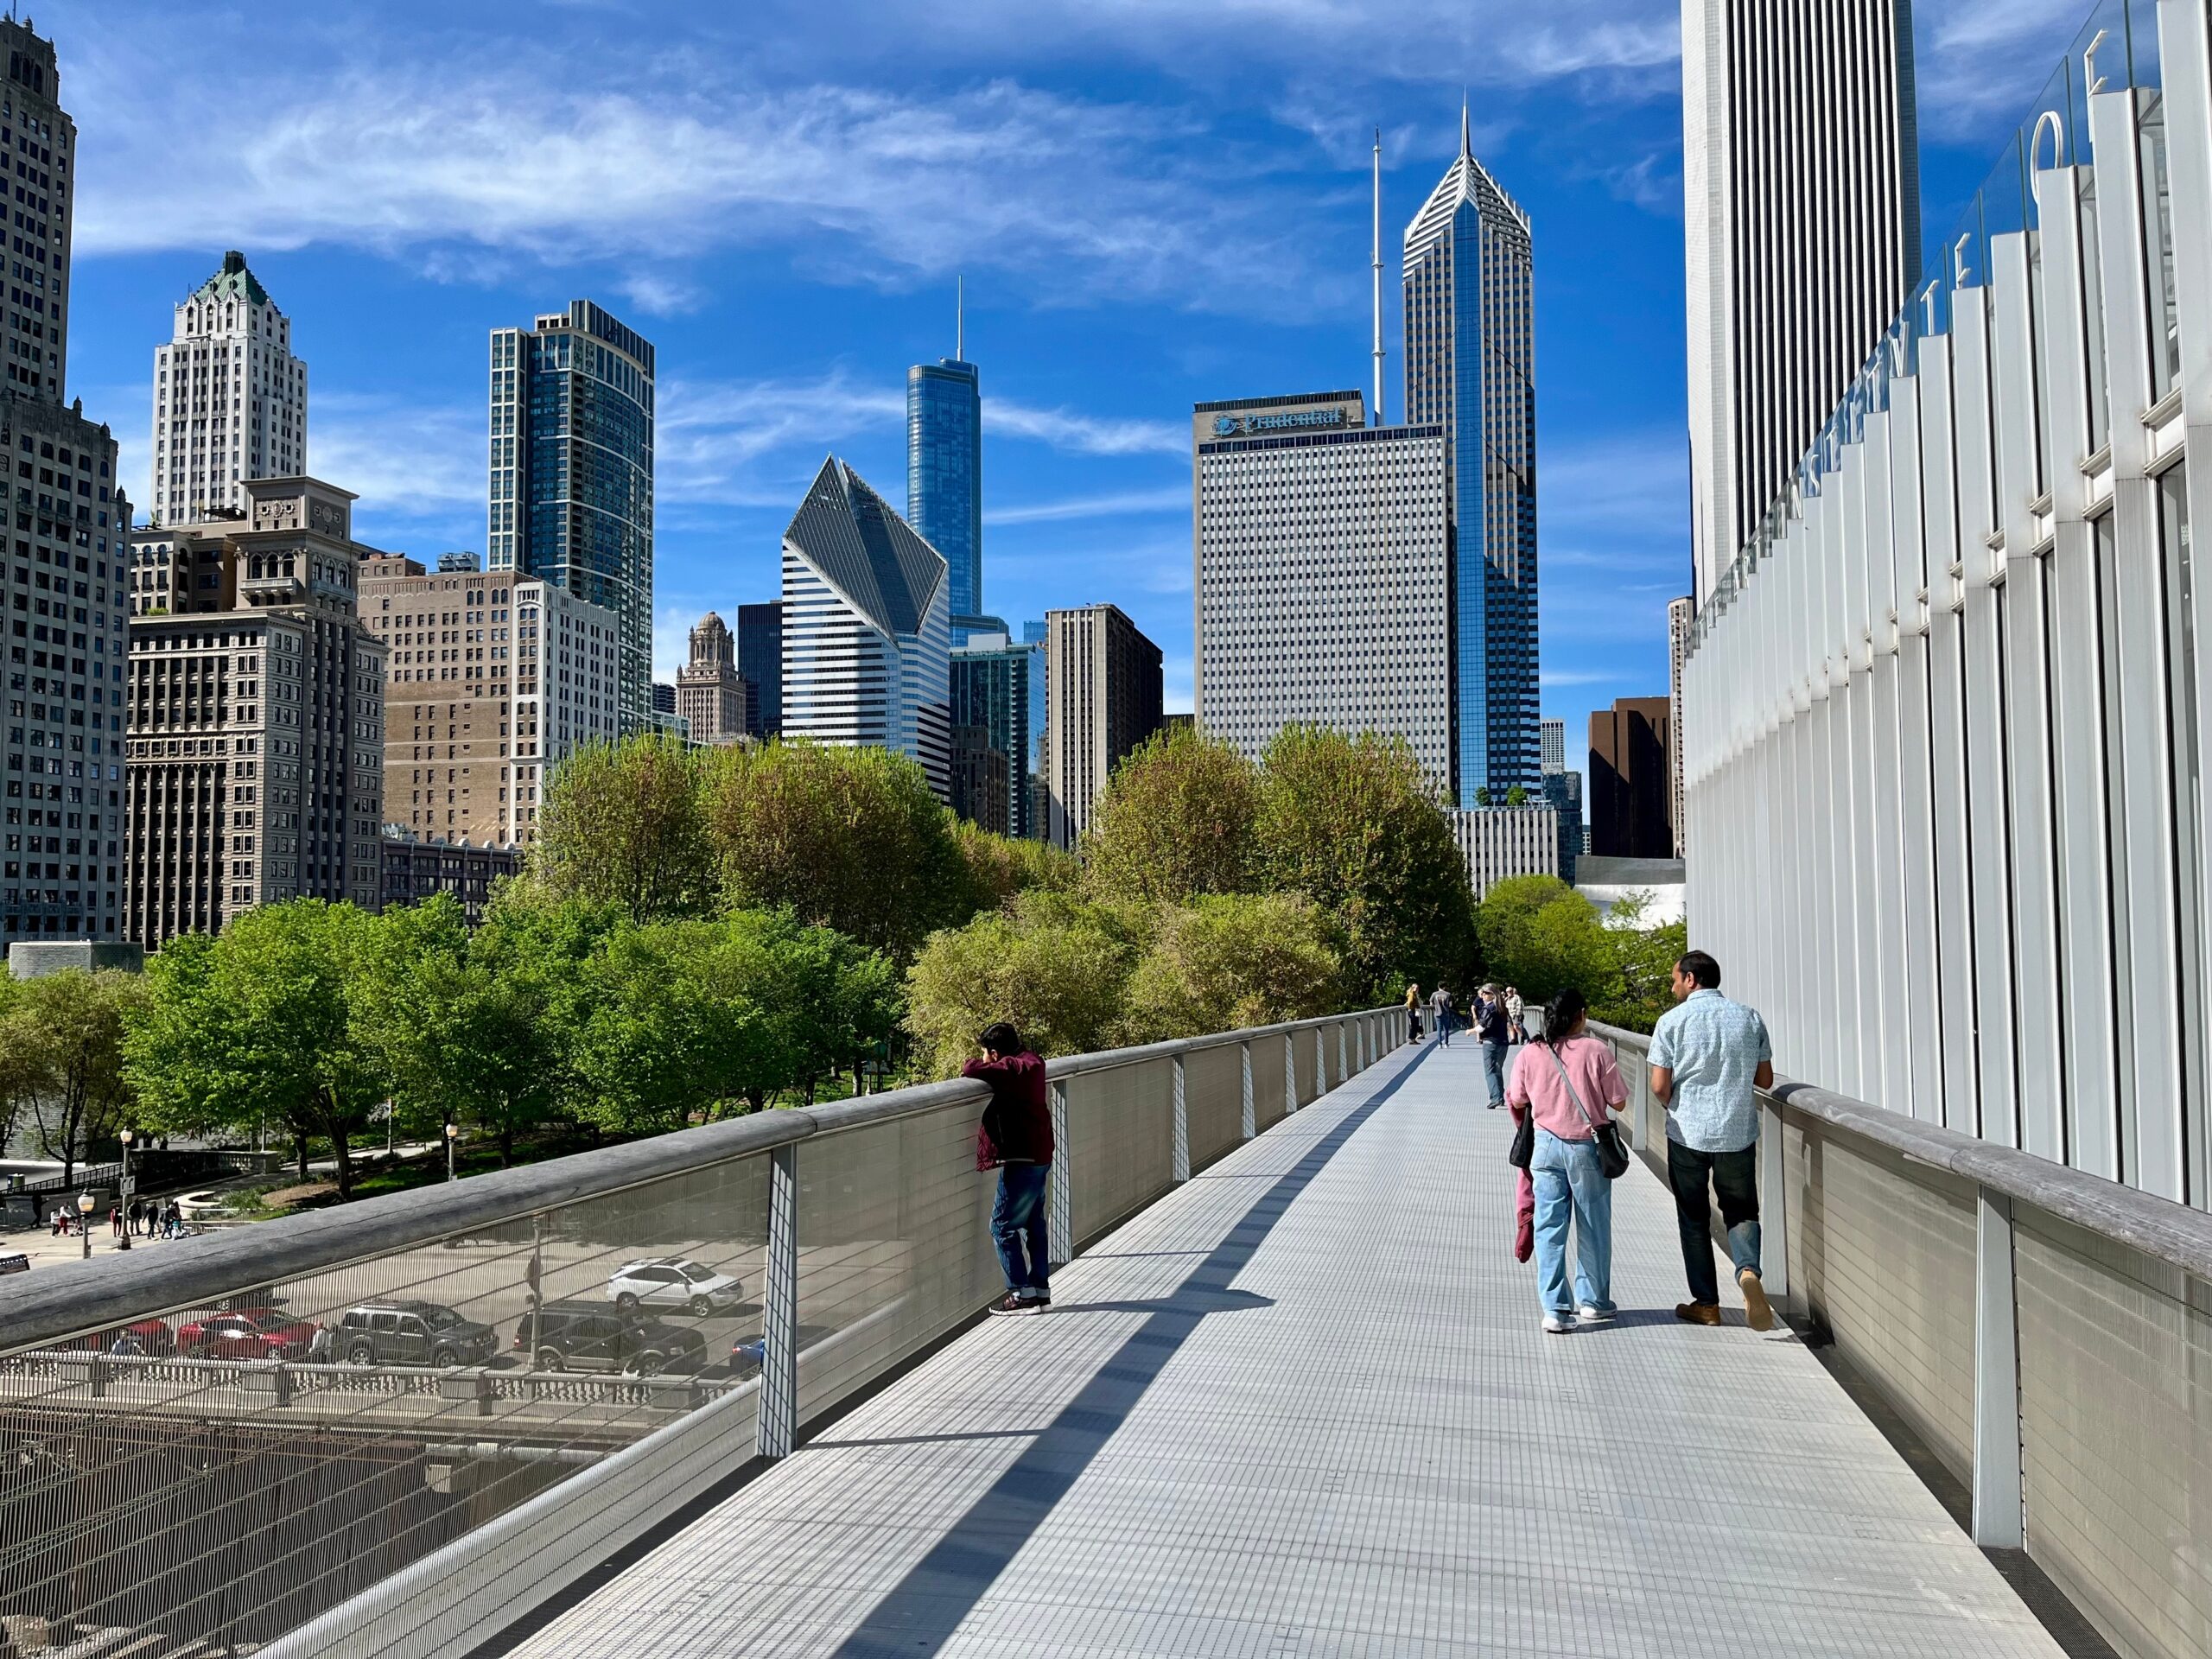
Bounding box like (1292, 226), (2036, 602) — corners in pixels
(1532, 1128), (1614, 1317)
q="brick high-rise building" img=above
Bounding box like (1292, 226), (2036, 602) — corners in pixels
(359, 553), (620, 848)
(123, 479), (384, 944)
(1043, 604), (1161, 849)
(1587, 696), (1674, 861)
(0, 20), (137, 946)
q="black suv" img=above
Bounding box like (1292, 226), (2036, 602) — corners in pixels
(517, 1300), (707, 1376)
(337, 1300), (499, 1367)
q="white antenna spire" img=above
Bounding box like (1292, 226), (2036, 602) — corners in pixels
(956, 274), (964, 361)
(1371, 127), (1385, 425)
(1460, 92), (1471, 158)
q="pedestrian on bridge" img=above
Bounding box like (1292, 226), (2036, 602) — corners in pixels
(1507, 987), (1627, 1332)
(1430, 985), (1454, 1046)
(1649, 950), (1776, 1332)
(1475, 985), (1511, 1108)
(1404, 983), (1424, 1043)
(967, 1022), (1053, 1316)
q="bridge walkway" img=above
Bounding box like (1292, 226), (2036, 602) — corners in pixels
(508, 1037), (2068, 1658)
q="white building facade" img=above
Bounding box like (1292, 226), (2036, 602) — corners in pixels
(1684, 0), (2212, 1210)
(150, 251), (306, 525)
(780, 456), (951, 799)
(1681, 0), (1918, 605)
(1453, 805), (1560, 899)
(1193, 391), (1452, 798)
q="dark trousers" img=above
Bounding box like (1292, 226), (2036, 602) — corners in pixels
(1667, 1141), (1762, 1306)
(991, 1162), (1051, 1297)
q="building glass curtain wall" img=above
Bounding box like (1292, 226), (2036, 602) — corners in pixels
(951, 634), (1036, 838)
(1403, 111), (1539, 805)
(1682, 0), (2212, 1211)
(487, 301), (654, 736)
(907, 358), (982, 628)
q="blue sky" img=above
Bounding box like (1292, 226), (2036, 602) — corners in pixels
(61, 0), (2085, 721)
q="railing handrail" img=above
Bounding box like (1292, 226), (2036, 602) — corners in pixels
(0, 1006), (1396, 1356)
(1592, 1019), (2212, 1281)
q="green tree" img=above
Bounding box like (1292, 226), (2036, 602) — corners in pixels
(1122, 893), (1340, 1042)
(124, 900), (390, 1197)
(951, 817), (1078, 916)
(1473, 874), (1620, 1007)
(1504, 785), (1529, 807)
(1255, 726), (1477, 998)
(904, 890), (1143, 1077)
(1474, 786), (1492, 807)
(709, 738), (968, 957)
(532, 734), (716, 922)
(13, 969), (146, 1185)
(1081, 727), (1262, 905)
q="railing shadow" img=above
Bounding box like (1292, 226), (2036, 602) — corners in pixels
(828, 1041), (1433, 1657)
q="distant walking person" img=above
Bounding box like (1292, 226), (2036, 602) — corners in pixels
(966, 1022), (1054, 1315)
(1475, 984), (1511, 1108)
(1404, 983), (1424, 1042)
(1504, 986), (1527, 1044)
(1507, 987), (1627, 1332)
(1649, 950), (1777, 1331)
(109, 1204), (123, 1238)
(1431, 985), (1455, 1046)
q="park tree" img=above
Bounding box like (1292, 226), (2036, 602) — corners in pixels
(950, 817), (1077, 916)
(1255, 726), (1477, 998)
(905, 890), (1144, 1077)
(1122, 893), (1340, 1042)
(12, 969), (146, 1185)
(1081, 728), (1262, 905)
(709, 738), (968, 957)
(1473, 874), (1620, 1007)
(532, 734), (716, 922)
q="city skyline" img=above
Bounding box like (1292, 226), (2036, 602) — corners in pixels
(50, 3), (2063, 737)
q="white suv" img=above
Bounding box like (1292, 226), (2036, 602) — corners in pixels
(607, 1256), (744, 1317)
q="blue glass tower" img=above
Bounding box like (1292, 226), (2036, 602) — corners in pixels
(488, 300), (655, 733)
(1402, 109), (1538, 806)
(907, 341), (983, 633)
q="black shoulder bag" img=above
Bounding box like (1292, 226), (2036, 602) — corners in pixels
(1546, 1043), (1631, 1179)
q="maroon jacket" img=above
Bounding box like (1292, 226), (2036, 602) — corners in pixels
(964, 1051), (1052, 1170)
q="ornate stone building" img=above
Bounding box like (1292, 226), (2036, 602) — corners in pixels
(676, 610), (749, 744)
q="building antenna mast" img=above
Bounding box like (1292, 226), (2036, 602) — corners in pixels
(957, 273), (964, 362)
(1372, 128), (1385, 424)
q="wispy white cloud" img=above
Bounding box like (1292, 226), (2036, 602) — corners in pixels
(1540, 429), (1688, 539)
(1913, 0), (2094, 141)
(987, 485), (1188, 525)
(986, 402), (1185, 457)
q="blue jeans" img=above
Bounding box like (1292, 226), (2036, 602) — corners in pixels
(1436, 1010), (1452, 1046)
(1481, 1040), (1509, 1103)
(991, 1162), (1052, 1297)
(1667, 1141), (1761, 1306)
(1532, 1128), (1613, 1316)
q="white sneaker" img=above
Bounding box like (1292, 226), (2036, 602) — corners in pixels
(1541, 1313), (1573, 1334)
(1576, 1305), (1615, 1323)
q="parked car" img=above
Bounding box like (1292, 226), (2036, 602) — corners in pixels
(606, 1256), (743, 1317)
(516, 1300), (707, 1376)
(336, 1300), (499, 1368)
(175, 1306), (317, 1360)
(77, 1319), (175, 1357)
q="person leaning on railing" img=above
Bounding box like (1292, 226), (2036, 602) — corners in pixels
(1647, 950), (1776, 1332)
(965, 1022), (1054, 1316)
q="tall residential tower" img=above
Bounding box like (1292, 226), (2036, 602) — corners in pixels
(1403, 108), (1539, 805)
(907, 329), (983, 635)
(487, 301), (655, 734)
(1681, 0), (1918, 601)
(150, 251), (306, 524)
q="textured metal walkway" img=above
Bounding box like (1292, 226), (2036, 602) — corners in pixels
(508, 1039), (2067, 1658)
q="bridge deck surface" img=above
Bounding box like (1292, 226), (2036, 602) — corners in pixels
(510, 1039), (2065, 1658)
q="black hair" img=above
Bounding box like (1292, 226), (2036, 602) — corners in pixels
(979, 1021), (1022, 1056)
(1542, 987), (1587, 1048)
(1676, 950), (1722, 989)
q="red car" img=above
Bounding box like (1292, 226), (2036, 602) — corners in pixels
(175, 1306), (316, 1360)
(77, 1319), (175, 1357)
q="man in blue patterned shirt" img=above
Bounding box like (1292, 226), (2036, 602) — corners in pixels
(1648, 950), (1776, 1331)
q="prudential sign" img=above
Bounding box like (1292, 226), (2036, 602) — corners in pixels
(1211, 407), (1349, 438)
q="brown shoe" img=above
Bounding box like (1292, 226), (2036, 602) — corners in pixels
(1738, 1268), (1775, 1332)
(1674, 1302), (1722, 1326)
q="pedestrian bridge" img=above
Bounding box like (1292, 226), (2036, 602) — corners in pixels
(2, 1012), (2205, 1659)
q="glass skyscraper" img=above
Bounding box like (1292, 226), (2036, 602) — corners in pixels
(907, 356), (983, 630)
(488, 300), (655, 734)
(1404, 111), (1539, 805)
(951, 632), (1039, 839)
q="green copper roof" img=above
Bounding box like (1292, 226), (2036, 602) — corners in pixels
(188, 249), (270, 311)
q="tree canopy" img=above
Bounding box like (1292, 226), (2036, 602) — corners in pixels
(1080, 727), (1262, 906)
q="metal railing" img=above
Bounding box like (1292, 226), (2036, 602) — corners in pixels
(0, 1005), (1403, 1659)
(1592, 1020), (2212, 1659)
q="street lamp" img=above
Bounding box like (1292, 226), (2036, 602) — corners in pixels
(444, 1121), (459, 1184)
(117, 1128), (134, 1252)
(75, 1191), (93, 1262)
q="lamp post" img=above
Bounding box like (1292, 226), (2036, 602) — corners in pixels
(75, 1191), (93, 1261)
(117, 1128), (133, 1251)
(444, 1121), (458, 1184)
